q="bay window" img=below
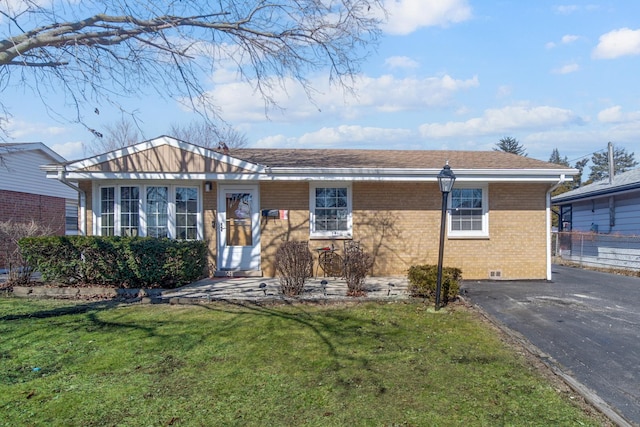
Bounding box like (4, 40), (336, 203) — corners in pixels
(97, 184), (200, 240)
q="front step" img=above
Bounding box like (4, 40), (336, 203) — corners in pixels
(214, 270), (263, 278)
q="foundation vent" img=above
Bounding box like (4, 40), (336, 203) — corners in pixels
(489, 270), (502, 280)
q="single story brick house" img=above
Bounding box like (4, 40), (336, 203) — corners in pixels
(43, 136), (576, 281)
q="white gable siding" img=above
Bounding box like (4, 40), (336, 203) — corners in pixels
(0, 149), (77, 199)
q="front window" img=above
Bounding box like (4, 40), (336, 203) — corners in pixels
(310, 183), (352, 238)
(120, 186), (140, 236)
(100, 187), (115, 236)
(146, 186), (169, 238)
(97, 184), (200, 240)
(449, 186), (489, 238)
(176, 187), (198, 240)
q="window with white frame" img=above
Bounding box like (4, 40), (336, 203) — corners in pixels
(120, 186), (140, 236)
(448, 186), (489, 237)
(146, 186), (169, 238)
(309, 183), (352, 238)
(176, 187), (198, 240)
(100, 187), (115, 236)
(97, 184), (200, 240)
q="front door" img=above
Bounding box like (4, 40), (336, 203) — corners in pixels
(217, 185), (261, 272)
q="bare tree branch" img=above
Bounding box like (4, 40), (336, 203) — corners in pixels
(0, 0), (384, 138)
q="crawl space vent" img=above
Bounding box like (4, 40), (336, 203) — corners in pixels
(489, 270), (502, 280)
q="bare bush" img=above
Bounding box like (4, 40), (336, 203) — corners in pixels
(0, 220), (54, 285)
(274, 241), (313, 296)
(343, 242), (374, 297)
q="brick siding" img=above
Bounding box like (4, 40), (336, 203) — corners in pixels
(78, 180), (550, 281)
(0, 189), (66, 269)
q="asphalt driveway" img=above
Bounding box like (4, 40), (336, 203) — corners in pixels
(463, 265), (640, 426)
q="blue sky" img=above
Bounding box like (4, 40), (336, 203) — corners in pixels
(5, 0), (640, 170)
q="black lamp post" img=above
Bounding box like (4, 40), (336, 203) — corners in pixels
(436, 162), (456, 310)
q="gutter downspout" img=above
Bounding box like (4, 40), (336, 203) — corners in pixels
(57, 168), (86, 236)
(546, 175), (567, 281)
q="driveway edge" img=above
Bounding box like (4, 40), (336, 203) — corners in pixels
(462, 296), (634, 427)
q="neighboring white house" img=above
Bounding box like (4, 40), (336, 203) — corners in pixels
(0, 143), (79, 270)
(552, 168), (640, 271)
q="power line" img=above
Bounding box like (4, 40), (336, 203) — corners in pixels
(567, 147), (606, 164)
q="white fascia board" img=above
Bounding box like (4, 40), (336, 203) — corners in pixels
(57, 166), (576, 184)
(65, 136), (265, 173)
(60, 171), (271, 181)
(263, 167), (577, 183)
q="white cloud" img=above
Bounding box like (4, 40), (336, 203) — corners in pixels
(562, 34), (580, 44)
(205, 72), (479, 123)
(256, 126), (414, 148)
(419, 105), (582, 138)
(50, 141), (85, 161)
(592, 28), (640, 59)
(546, 34), (581, 49)
(597, 105), (640, 123)
(553, 5), (580, 15)
(552, 63), (580, 74)
(5, 117), (67, 139)
(382, 0), (472, 35)
(384, 56), (420, 69)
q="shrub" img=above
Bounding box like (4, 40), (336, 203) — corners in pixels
(274, 241), (313, 296)
(342, 242), (373, 297)
(407, 264), (462, 305)
(19, 236), (207, 288)
(0, 220), (54, 285)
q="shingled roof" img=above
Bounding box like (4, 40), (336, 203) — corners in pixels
(552, 168), (640, 203)
(228, 148), (567, 170)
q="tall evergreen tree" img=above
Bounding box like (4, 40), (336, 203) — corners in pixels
(588, 144), (638, 182)
(573, 158), (589, 187)
(494, 137), (527, 156)
(548, 148), (570, 166)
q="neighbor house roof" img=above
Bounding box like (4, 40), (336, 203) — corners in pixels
(43, 136), (577, 184)
(552, 168), (640, 204)
(0, 142), (67, 163)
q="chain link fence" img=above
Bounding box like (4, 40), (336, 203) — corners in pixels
(552, 231), (640, 272)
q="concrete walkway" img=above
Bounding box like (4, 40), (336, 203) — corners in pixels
(152, 276), (410, 303)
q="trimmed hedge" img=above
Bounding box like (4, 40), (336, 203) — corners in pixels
(19, 236), (207, 288)
(407, 264), (462, 305)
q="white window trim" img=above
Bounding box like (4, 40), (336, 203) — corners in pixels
(309, 182), (353, 239)
(447, 183), (489, 239)
(93, 182), (202, 240)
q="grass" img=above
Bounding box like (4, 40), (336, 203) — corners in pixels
(0, 297), (608, 426)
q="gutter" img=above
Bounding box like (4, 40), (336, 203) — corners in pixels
(546, 174), (568, 281)
(56, 168), (86, 236)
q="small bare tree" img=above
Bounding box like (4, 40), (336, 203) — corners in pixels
(87, 116), (143, 154)
(274, 241), (313, 296)
(169, 121), (248, 150)
(342, 241), (373, 297)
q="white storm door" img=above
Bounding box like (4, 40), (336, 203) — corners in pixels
(217, 185), (261, 271)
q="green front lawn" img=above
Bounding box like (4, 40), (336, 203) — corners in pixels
(0, 298), (607, 426)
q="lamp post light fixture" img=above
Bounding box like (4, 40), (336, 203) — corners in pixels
(435, 162), (456, 310)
